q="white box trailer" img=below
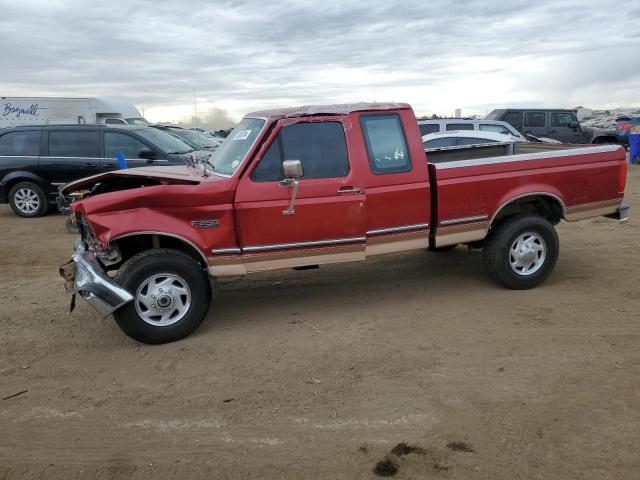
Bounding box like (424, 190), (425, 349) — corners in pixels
(0, 97), (149, 127)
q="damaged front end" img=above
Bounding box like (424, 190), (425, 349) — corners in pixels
(60, 240), (133, 317)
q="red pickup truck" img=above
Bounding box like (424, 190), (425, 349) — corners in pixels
(59, 103), (629, 344)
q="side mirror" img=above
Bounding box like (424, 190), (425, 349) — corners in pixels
(138, 148), (155, 160)
(280, 160), (303, 216)
(569, 121), (580, 129)
(282, 159), (303, 179)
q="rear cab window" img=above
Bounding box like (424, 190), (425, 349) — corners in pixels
(252, 121), (349, 182)
(360, 114), (411, 174)
(47, 130), (98, 157)
(0, 130), (41, 156)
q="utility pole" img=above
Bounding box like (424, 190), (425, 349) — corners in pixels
(193, 89), (198, 125)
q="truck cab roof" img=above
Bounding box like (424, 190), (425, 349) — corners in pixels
(246, 102), (410, 119)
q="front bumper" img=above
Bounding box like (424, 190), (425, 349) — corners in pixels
(59, 241), (133, 317)
(605, 202), (630, 224)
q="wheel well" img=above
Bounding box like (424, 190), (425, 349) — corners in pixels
(110, 234), (208, 271)
(592, 136), (617, 144)
(2, 175), (48, 202)
(491, 195), (564, 228)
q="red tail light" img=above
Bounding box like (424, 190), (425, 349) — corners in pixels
(619, 161), (627, 194)
(618, 123), (632, 130)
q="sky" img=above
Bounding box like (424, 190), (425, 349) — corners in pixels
(1, 0), (639, 127)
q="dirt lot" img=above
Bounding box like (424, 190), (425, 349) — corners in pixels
(1, 169), (639, 480)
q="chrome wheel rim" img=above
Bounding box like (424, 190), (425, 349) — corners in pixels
(14, 188), (40, 214)
(509, 232), (546, 276)
(134, 273), (191, 326)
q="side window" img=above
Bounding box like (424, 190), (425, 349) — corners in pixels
(105, 132), (149, 158)
(48, 131), (98, 157)
(424, 137), (457, 149)
(0, 131), (41, 156)
(251, 138), (283, 182)
(418, 123), (439, 135)
(524, 112), (546, 128)
(360, 114), (411, 174)
(105, 118), (127, 125)
(502, 112), (523, 131)
(445, 123), (474, 131)
(479, 124), (510, 135)
(251, 121), (349, 182)
(550, 113), (576, 128)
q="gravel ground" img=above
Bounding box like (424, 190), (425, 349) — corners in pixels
(1, 168), (639, 479)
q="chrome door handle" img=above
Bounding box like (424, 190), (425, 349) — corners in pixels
(337, 187), (361, 195)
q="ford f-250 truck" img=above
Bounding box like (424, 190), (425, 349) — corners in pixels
(58, 103), (629, 344)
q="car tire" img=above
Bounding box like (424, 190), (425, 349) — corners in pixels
(8, 182), (48, 218)
(483, 214), (559, 290)
(113, 248), (211, 344)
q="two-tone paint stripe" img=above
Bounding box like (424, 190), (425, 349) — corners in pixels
(211, 222), (430, 255)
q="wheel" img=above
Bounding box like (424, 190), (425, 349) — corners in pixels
(8, 182), (48, 218)
(632, 156), (640, 165)
(429, 244), (458, 252)
(483, 214), (559, 289)
(113, 248), (211, 344)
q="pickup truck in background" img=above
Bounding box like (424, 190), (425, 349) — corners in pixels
(58, 103), (629, 344)
(486, 108), (619, 145)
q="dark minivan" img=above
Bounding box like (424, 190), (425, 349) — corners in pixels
(487, 109), (618, 145)
(0, 125), (200, 217)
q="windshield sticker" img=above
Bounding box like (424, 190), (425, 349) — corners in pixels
(231, 160), (240, 169)
(233, 130), (251, 140)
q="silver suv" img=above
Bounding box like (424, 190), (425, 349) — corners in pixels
(417, 118), (527, 140)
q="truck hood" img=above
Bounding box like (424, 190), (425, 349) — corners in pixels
(60, 165), (214, 195)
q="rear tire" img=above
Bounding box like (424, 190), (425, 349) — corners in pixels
(8, 182), (48, 218)
(483, 214), (559, 289)
(113, 248), (211, 344)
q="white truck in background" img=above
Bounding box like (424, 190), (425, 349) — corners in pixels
(0, 97), (150, 127)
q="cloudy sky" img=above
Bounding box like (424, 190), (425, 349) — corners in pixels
(1, 0), (639, 126)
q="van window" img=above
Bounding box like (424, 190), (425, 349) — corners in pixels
(445, 123), (474, 131)
(0, 131), (40, 156)
(361, 114), (411, 174)
(524, 112), (546, 128)
(418, 124), (439, 135)
(48, 131), (98, 157)
(502, 111), (523, 131)
(550, 112), (576, 128)
(105, 132), (149, 159)
(252, 122), (349, 182)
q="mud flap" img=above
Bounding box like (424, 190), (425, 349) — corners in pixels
(69, 293), (76, 316)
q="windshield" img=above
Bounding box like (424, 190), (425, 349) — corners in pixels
(135, 127), (195, 154)
(208, 117), (265, 175)
(126, 117), (151, 126)
(170, 129), (222, 149)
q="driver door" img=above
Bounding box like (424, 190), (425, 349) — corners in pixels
(235, 118), (366, 273)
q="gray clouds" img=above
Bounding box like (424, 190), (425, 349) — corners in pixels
(1, 0), (639, 121)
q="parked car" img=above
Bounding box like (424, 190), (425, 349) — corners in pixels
(615, 117), (640, 147)
(486, 109), (618, 144)
(417, 118), (527, 140)
(58, 102), (628, 344)
(422, 130), (524, 149)
(153, 125), (223, 151)
(0, 124), (199, 217)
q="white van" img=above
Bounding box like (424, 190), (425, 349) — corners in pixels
(0, 97), (150, 127)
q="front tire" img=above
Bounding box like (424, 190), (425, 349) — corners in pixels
(114, 249), (211, 344)
(8, 182), (48, 218)
(483, 215), (559, 289)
